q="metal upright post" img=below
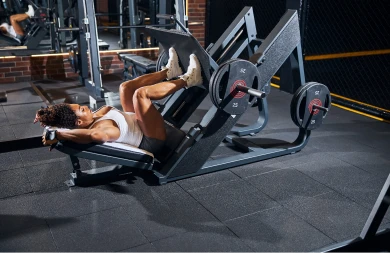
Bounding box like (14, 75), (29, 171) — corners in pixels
(56, 0), (67, 50)
(85, 0), (104, 100)
(280, 43), (306, 94)
(175, 0), (186, 30)
(279, 0), (306, 94)
(76, 0), (89, 86)
(128, 0), (139, 48)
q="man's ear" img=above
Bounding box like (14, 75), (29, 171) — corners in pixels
(76, 118), (82, 126)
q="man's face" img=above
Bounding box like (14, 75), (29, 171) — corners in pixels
(69, 104), (93, 127)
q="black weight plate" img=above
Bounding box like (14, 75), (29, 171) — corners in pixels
(209, 59), (236, 106)
(212, 63), (231, 106)
(155, 50), (168, 72)
(211, 59), (260, 115)
(290, 82), (318, 127)
(294, 82), (325, 127)
(292, 82), (331, 130)
(211, 59), (237, 94)
(291, 82), (320, 127)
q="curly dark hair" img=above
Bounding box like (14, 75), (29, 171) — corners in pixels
(37, 103), (78, 128)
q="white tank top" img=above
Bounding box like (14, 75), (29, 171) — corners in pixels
(90, 108), (143, 147)
(0, 23), (17, 38)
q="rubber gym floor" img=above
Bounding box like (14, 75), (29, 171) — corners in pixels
(0, 76), (389, 252)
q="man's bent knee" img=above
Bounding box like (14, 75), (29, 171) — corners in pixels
(133, 87), (149, 101)
(119, 80), (137, 93)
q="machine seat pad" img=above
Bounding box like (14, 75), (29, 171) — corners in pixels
(119, 54), (156, 70)
(56, 141), (154, 163)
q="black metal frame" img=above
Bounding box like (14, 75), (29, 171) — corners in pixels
(55, 9), (314, 186)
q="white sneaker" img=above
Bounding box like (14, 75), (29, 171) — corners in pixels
(179, 54), (203, 87)
(25, 5), (35, 18)
(161, 47), (183, 80)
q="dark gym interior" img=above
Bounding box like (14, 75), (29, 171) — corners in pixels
(1, 0), (389, 252)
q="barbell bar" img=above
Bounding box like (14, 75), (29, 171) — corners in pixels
(236, 84), (266, 99)
(57, 23), (175, 32)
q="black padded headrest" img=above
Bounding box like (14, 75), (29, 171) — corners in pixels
(146, 27), (212, 89)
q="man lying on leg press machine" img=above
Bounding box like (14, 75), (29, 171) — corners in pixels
(0, 5), (35, 43)
(33, 48), (203, 155)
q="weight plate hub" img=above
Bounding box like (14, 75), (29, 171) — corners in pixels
(290, 82), (331, 130)
(209, 59), (260, 115)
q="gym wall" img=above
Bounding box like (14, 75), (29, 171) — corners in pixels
(0, 49), (158, 84)
(188, 0), (206, 47)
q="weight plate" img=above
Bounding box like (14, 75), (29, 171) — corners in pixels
(156, 50), (168, 72)
(209, 59), (260, 115)
(291, 82), (331, 130)
(209, 59), (235, 106)
(211, 61), (232, 106)
(290, 82), (318, 127)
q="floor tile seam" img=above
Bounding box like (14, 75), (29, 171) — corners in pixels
(280, 196), (343, 243)
(22, 165), (35, 197)
(290, 168), (380, 211)
(327, 155), (389, 179)
(183, 178), (241, 192)
(45, 218), (60, 251)
(115, 241), (154, 252)
(242, 167), (291, 180)
(40, 203), (125, 221)
(222, 206), (281, 223)
(279, 204), (338, 249)
(146, 225), (258, 252)
(0, 114), (17, 138)
(0, 163), (25, 173)
(343, 133), (388, 150)
(281, 188), (376, 240)
(180, 182), (248, 235)
(21, 156), (70, 168)
(299, 161), (389, 201)
(0, 190), (37, 201)
(289, 160), (376, 190)
(30, 184), (71, 195)
(0, 221), (54, 241)
(0, 171), (34, 200)
(147, 232), (193, 244)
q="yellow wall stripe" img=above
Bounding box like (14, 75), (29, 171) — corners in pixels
(269, 82), (389, 123)
(305, 49), (390, 61)
(330, 93), (390, 113)
(332, 103), (390, 123)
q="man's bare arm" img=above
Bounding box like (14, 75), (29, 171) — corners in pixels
(55, 127), (120, 144)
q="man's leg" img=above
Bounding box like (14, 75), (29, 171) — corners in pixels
(10, 14), (29, 36)
(120, 69), (168, 112)
(133, 54), (203, 140)
(120, 48), (183, 112)
(133, 79), (187, 140)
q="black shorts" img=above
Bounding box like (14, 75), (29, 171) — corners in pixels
(138, 135), (165, 155)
